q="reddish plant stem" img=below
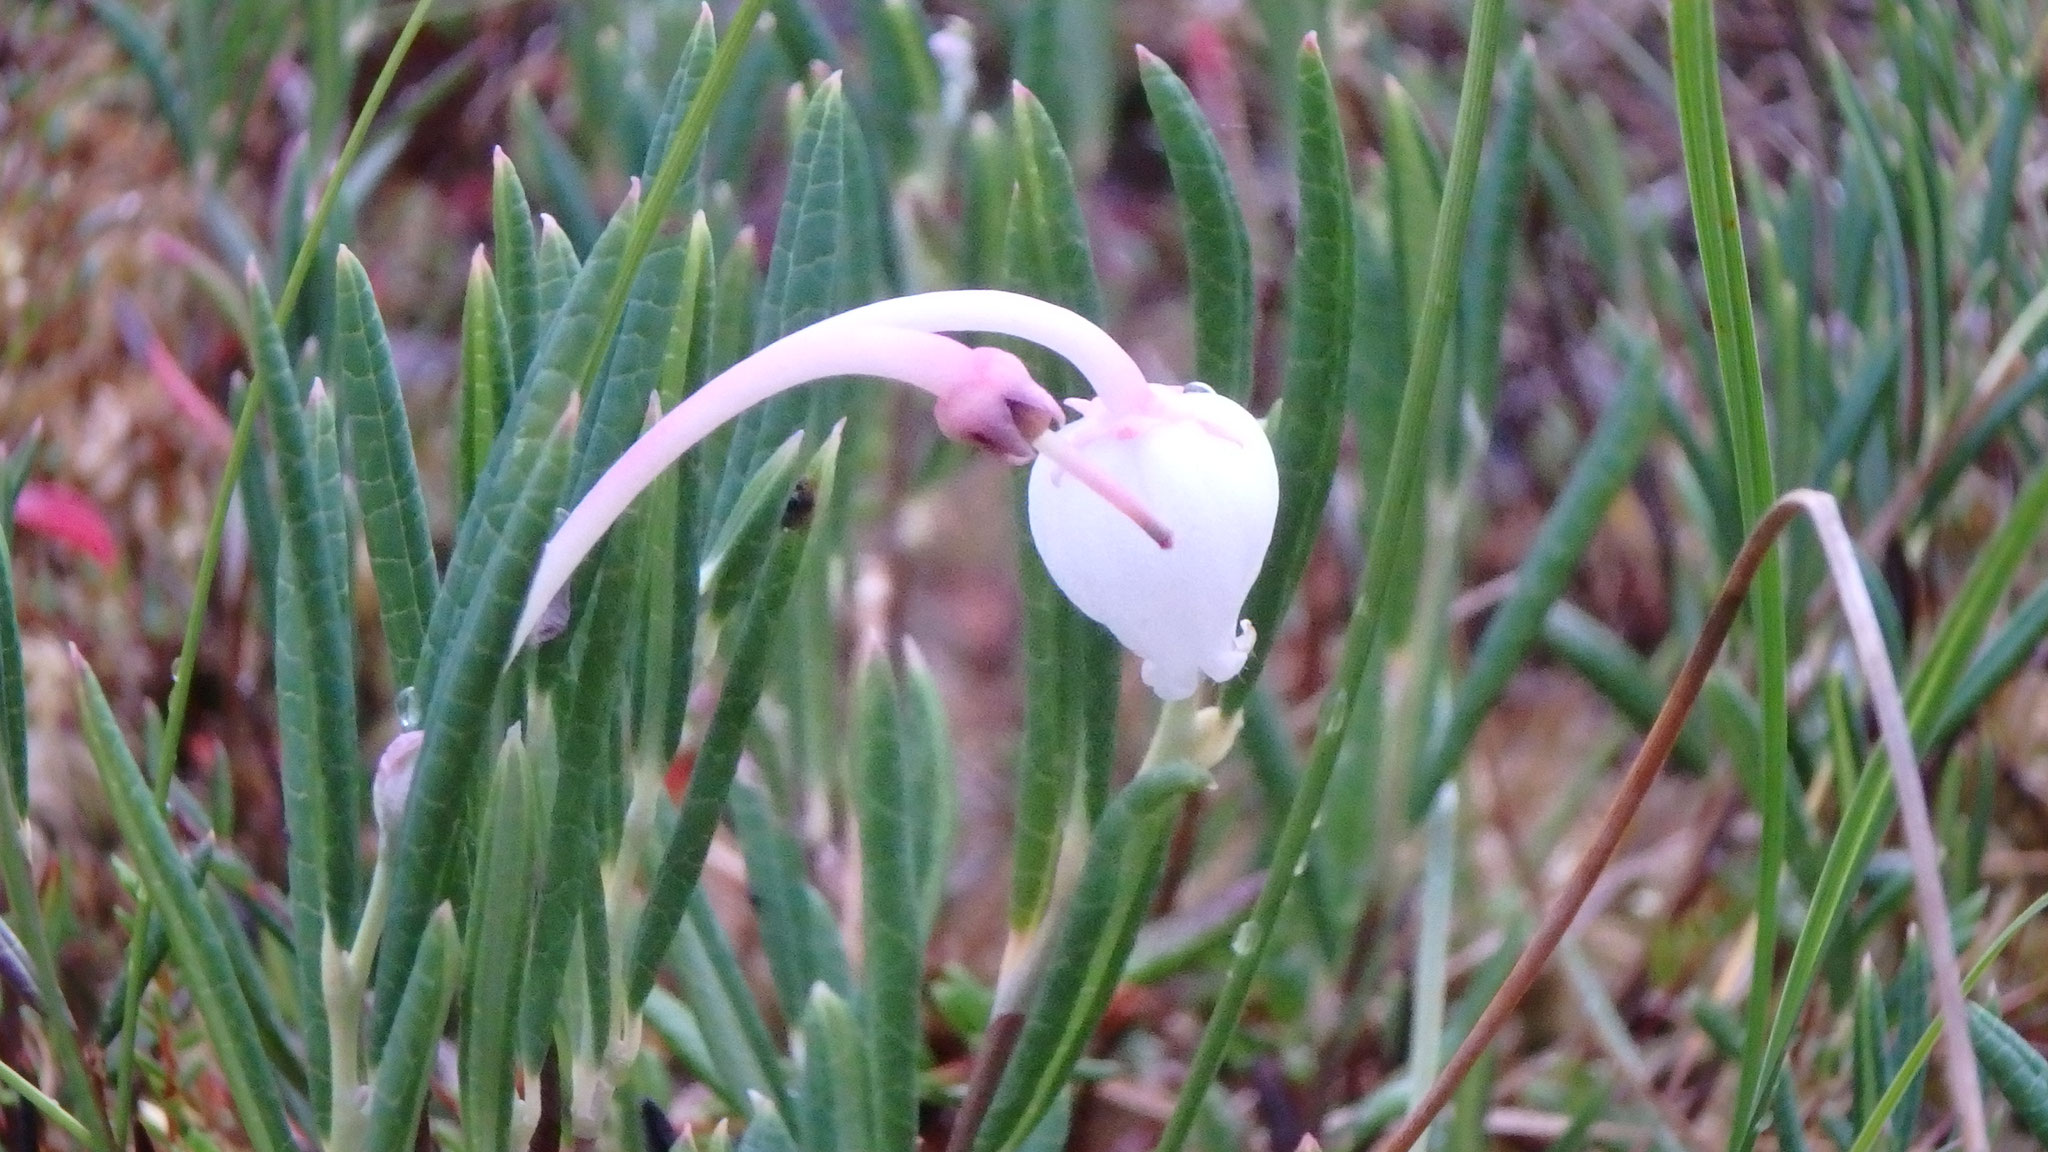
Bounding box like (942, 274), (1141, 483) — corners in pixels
(1370, 497), (1803, 1152)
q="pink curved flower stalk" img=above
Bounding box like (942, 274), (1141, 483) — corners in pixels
(512, 308), (1163, 649)
(813, 290), (1154, 415)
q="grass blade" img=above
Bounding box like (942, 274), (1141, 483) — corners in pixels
(1668, 5), (1799, 1146)
(1420, 324), (1662, 804)
(1153, 0), (1509, 1144)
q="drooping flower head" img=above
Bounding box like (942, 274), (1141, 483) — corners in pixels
(514, 290), (1279, 701)
(1028, 383), (1277, 700)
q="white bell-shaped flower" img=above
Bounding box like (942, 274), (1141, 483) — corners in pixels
(1027, 383), (1279, 700)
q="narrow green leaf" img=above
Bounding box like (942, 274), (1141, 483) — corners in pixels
(203, 884), (307, 1101)
(900, 642), (956, 939)
(515, 88), (603, 255)
(857, 0), (938, 172)
(0, 429), (38, 523)
(713, 75), (859, 524)
(1458, 42), (1537, 421)
(1969, 1001), (2048, 1142)
(642, 8), (718, 183)
(461, 730), (540, 1152)
(765, 0), (839, 72)
(1383, 79), (1443, 344)
(1012, 4), (1109, 169)
(459, 248), (516, 518)
(674, 893), (789, 1112)
(534, 215), (582, 331)
(1885, 939), (1931, 1143)
(961, 113), (1012, 289)
(628, 435), (835, 1004)
(416, 193), (642, 714)
(739, 1094), (802, 1152)
(1224, 35), (1353, 712)
(1003, 81), (1118, 932)
(701, 434), (808, 623)
(709, 225), (761, 377)
(367, 906), (461, 1152)
(1538, 602), (1715, 775)
(1420, 326), (1662, 805)
(855, 657), (921, 1152)
(493, 151), (543, 385)
(334, 248), (438, 691)
(1671, 2), (1792, 1142)
(1155, 0), (1510, 1143)
(1969, 72), (2034, 281)
(729, 781), (831, 1025)
(1136, 48), (1254, 403)
(797, 984), (872, 1152)
(371, 393), (578, 1048)
(643, 987), (743, 1112)
(569, 241), (689, 505)
(78, 653), (294, 1152)
(82, 0), (199, 164)
(974, 761), (1210, 1152)
(250, 270), (361, 939)
(0, 477), (26, 808)
(0, 526), (108, 1148)
(1755, 460), (2048, 1135)
(1930, 572), (2048, 751)
(520, 456), (653, 1059)
(1807, 330), (1901, 488)
(635, 217), (714, 769)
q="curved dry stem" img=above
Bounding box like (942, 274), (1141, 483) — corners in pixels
(1370, 487), (1984, 1152)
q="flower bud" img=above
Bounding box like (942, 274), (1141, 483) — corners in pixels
(1026, 384), (1278, 700)
(373, 729), (424, 845)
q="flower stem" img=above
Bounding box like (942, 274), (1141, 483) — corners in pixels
(515, 327), (995, 647)
(824, 290), (1151, 412)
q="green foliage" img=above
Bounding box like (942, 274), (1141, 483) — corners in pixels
(34, 1), (2048, 1150)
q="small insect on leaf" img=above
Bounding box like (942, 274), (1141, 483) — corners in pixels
(781, 479), (816, 529)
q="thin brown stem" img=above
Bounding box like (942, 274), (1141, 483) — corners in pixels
(1371, 488), (1984, 1152)
(1369, 497), (1790, 1152)
(945, 1011), (1025, 1152)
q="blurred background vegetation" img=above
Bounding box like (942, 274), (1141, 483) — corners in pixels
(4, 0), (2048, 1148)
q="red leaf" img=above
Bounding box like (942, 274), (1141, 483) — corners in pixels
(14, 482), (117, 567)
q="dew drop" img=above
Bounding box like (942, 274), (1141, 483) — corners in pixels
(395, 685), (421, 731)
(1230, 922), (1257, 957)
